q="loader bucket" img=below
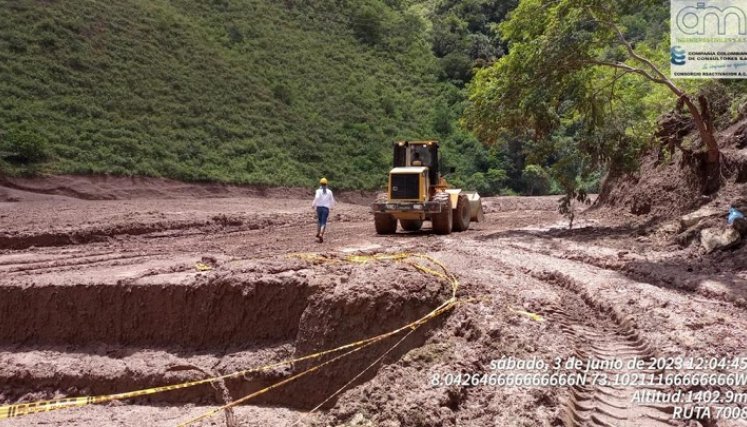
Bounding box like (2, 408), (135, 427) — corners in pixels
(463, 192), (485, 222)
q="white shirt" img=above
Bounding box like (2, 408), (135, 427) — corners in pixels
(312, 187), (336, 209)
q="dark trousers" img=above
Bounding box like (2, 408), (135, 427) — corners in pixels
(316, 206), (329, 227)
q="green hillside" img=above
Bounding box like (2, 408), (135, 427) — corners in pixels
(0, 0), (445, 189)
(7, 0), (717, 198)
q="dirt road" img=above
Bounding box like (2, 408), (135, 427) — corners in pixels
(1, 181), (745, 427)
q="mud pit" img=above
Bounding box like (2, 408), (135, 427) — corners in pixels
(1, 178), (746, 426)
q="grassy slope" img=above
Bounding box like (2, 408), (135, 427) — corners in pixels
(0, 0), (441, 189)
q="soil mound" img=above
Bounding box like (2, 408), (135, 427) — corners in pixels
(597, 116), (747, 219)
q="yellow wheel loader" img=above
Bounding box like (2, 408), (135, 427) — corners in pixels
(371, 140), (484, 235)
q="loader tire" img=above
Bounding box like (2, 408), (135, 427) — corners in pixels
(375, 213), (397, 234)
(452, 194), (471, 232)
(431, 192), (452, 235)
(374, 192), (397, 234)
(400, 219), (423, 232)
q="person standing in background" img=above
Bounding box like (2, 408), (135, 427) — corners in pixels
(312, 177), (336, 243)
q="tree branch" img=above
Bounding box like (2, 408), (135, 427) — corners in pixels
(585, 60), (664, 84)
(584, 7), (685, 98)
(590, 68), (633, 98)
(611, 25), (670, 82)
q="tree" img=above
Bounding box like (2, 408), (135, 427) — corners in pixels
(521, 164), (549, 196)
(587, 13), (719, 166)
(464, 0), (721, 193)
(428, 0), (518, 63)
(351, 2), (390, 45)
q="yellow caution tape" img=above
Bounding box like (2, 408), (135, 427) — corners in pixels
(177, 340), (382, 426)
(512, 309), (544, 322)
(341, 252), (458, 298)
(0, 251), (459, 422)
(177, 252), (459, 426)
(194, 262), (212, 271)
(179, 298), (455, 427)
(0, 300), (455, 421)
(344, 253), (410, 264)
(289, 316), (422, 427)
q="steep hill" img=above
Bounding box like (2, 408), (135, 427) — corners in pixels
(0, 0), (443, 189)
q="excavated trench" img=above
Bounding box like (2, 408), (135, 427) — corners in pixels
(0, 259), (451, 411)
(0, 275), (309, 347)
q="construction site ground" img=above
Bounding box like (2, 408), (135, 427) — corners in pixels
(1, 177), (746, 427)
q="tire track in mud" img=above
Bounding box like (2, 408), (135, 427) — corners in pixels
(0, 250), (119, 267)
(0, 252), (154, 275)
(0, 221), (208, 250)
(534, 270), (675, 427)
(453, 240), (678, 427)
(0, 214), (302, 251)
(503, 238), (747, 312)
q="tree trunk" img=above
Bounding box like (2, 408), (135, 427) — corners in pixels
(681, 95), (720, 164)
(589, 18), (722, 193)
(596, 19), (721, 165)
(679, 95), (721, 194)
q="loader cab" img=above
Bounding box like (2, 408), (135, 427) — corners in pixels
(392, 141), (440, 187)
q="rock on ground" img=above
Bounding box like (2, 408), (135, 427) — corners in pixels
(700, 226), (742, 253)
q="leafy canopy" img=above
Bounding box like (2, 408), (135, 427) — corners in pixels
(462, 0), (693, 221)
(464, 0), (675, 167)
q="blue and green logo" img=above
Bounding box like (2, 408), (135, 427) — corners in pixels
(670, 46), (687, 65)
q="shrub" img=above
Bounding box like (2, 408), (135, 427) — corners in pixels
(227, 25), (244, 44)
(1, 129), (50, 164)
(439, 52), (473, 84)
(351, 2), (389, 45)
(272, 84), (293, 105)
(432, 105), (453, 135)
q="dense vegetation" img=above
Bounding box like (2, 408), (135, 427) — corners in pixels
(0, 0), (558, 194)
(2, 0), (744, 196)
(464, 0), (747, 202)
(0, 0), (441, 189)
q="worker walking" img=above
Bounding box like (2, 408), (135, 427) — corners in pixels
(312, 177), (336, 243)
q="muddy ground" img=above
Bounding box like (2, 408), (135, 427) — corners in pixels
(0, 177), (745, 427)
